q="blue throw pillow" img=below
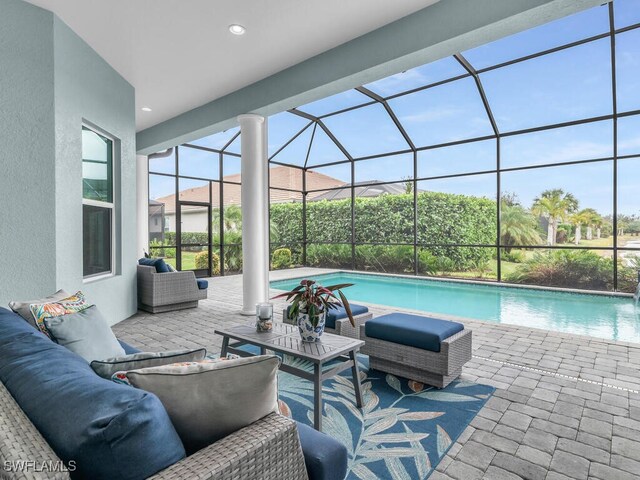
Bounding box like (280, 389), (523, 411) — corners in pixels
(0, 307), (185, 479)
(138, 257), (171, 273)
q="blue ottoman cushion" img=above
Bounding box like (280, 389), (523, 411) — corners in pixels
(0, 307), (185, 480)
(196, 279), (209, 290)
(287, 303), (368, 329)
(365, 313), (464, 353)
(138, 257), (171, 273)
(296, 421), (348, 480)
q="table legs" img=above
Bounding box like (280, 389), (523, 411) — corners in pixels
(314, 363), (323, 431)
(350, 350), (364, 408)
(220, 336), (229, 358)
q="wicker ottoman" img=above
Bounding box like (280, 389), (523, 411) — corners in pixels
(283, 304), (373, 339)
(360, 313), (472, 388)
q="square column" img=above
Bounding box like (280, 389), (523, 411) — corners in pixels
(238, 114), (269, 315)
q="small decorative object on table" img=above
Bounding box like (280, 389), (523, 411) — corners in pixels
(255, 302), (273, 332)
(273, 279), (355, 342)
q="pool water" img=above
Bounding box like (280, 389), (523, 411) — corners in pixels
(270, 272), (640, 344)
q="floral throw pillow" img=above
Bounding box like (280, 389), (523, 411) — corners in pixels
(29, 291), (92, 338)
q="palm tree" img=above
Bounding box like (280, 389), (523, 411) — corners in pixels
(531, 189), (579, 246)
(500, 203), (543, 251)
(579, 208), (602, 241)
(571, 211), (589, 245)
(402, 176), (413, 194)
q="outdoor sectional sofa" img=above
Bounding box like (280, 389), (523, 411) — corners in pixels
(0, 307), (347, 480)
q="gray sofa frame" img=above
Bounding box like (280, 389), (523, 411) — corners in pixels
(137, 265), (207, 313)
(0, 380), (308, 480)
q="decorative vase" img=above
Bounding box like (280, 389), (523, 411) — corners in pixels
(255, 303), (273, 332)
(297, 311), (326, 342)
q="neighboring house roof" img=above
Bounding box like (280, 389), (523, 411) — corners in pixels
(308, 181), (409, 201)
(154, 165), (346, 213)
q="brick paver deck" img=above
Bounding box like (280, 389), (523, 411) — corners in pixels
(113, 268), (640, 480)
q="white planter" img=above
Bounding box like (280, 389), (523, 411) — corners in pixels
(297, 311), (326, 343)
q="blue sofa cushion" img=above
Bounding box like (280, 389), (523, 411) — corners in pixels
(0, 307), (185, 480)
(138, 257), (171, 273)
(296, 421), (348, 480)
(196, 279), (209, 290)
(287, 303), (368, 329)
(119, 339), (140, 355)
(365, 313), (464, 353)
(326, 304), (368, 329)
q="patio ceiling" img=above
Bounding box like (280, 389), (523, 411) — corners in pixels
(24, 0), (438, 132)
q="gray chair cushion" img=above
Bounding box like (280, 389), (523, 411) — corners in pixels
(44, 305), (125, 362)
(91, 348), (207, 379)
(8, 289), (70, 330)
(126, 355), (280, 454)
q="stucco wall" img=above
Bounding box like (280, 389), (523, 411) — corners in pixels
(53, 17), (137, 325)
(0, 0), (137, 325)
(0, 0), (57, 304)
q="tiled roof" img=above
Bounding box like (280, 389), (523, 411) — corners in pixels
(308, 181), (409, 201)
(154, 165), (346, 213)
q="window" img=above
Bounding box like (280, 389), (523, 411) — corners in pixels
(82, 126), (114, 278)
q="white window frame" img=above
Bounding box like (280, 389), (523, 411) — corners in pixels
(82, 124), (116, 282)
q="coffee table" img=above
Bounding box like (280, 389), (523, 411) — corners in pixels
(215, 322), (364, 431)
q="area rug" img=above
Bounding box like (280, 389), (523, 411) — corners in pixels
(261, 352), (493, 480)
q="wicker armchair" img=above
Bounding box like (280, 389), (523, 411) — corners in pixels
(137, 265), (207, 313)
(0, 380), (308, 480)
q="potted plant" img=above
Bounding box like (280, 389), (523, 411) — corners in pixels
(273, 279), (355, 342)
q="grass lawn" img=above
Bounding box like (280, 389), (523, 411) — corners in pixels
(580, 235), (640, 250)
(164, 252), (198, 270)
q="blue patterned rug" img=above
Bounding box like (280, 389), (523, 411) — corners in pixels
(272, 353), (493, 480)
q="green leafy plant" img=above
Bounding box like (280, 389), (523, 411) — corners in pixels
(505, 250), (613, 290)
(271, 248), (293, 270)
(149, 239), (176, 259)
(273, 280), (355, 328)
(194, 251), (221, 275)
(500, 204), (542, 251)
(501, 249), (525, 263)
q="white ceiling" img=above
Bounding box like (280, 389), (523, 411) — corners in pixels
(25, 0), (438, 131)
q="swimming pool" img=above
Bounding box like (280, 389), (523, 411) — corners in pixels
(270, 272), (640, 344)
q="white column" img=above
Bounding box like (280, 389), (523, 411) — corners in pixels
(238, 114), (269, 315)
(136, 155), (149, 258)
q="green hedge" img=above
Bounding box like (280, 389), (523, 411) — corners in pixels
(160, 191), (497, 273)
(270, 192), (496, 270)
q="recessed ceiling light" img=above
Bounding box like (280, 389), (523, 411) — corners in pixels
(229, 24), (246, 35)
(141, 107), (152, 112)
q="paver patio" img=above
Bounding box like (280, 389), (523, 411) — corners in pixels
(113, 268), (640, 480)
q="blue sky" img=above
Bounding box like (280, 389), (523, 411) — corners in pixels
(151, 0), (640, 217)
